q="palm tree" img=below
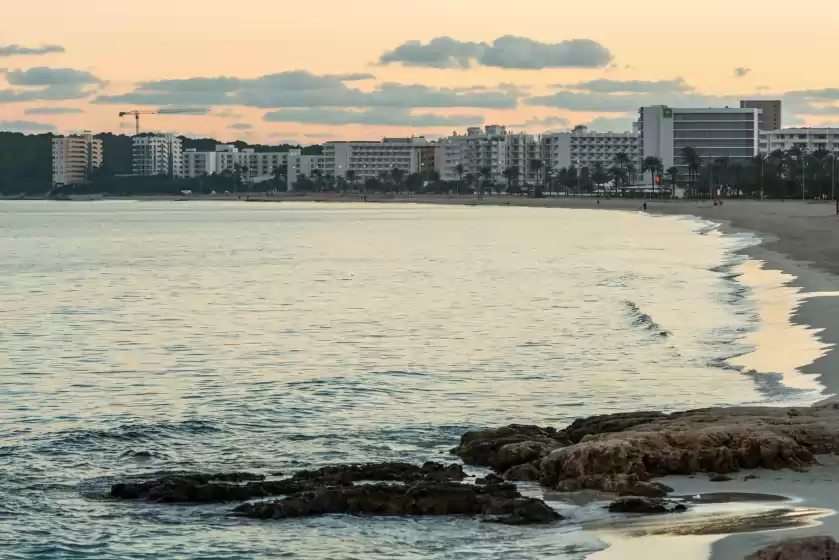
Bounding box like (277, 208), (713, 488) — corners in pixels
(454, 163), (465, 196)
(592, 162), (608, 196)
(390, 167), (405, 191)
(614, 152), (631, 195)
(665, 166), (679, 198)
(479, 166), (492, 198)
(642, 156), (664, 197)
(345, 169), (357, 191)
(680, 146), (701, 196)
(608, 165), (625, 193)
(568, 166), (579, 195)
(557, 167), (569, 196)
(529, 159), (544, 197)
(502, 166), (518, 194)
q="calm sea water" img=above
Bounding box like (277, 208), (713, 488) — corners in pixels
(0, 201), (804, 559)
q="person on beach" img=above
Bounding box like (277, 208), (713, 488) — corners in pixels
(643, 202), (647, 211)
(597, 199), (600, 205)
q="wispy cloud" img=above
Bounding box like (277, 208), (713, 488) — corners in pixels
(0, 44), (65, 57)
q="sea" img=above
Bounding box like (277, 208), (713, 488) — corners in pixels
(0, 201), (826, 559)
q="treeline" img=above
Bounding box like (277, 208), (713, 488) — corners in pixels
(0, 131), (321, 195)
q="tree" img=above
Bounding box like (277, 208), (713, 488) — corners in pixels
(345, 169), (357, 191)
(479, 166), (492, 198)
(579, 166), (591, 194)
(642, 156), (664, 197)
(529, 159), (544, 197)
(567, 166), (579, 195)
(390, 167), (405, 190)
(680, 146), (701, 196)
(405, 172), (423, 193)
(311, 168), (323, 192)
(592, 162), (609, 196)
(454, 163), (465, 196)
(665, 166), (679, 197)
(502, 166), (519, 194)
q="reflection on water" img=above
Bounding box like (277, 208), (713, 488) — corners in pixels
(0, 201), (817, 558)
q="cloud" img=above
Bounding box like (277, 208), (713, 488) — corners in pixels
(584, 115), (637, 132)
(526, 90), (740, 113)
(0, 67), (104, 103)
(264, 107), (484, 127)
(378, 35), (612, 69)
(734, 67), (751, 78)
(557, 77), (693, 93)
(214, 110), (243, 119)
(0, 119), (57, 132)
(229, 122), (252, 129)
(509, 115), (570, 130)
(24, 106), (84, 115)
(0, 44), (65, 57)
(4, 67), (103, 86)
(93, 70), (519, 109)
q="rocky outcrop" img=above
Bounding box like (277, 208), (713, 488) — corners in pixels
(451, 425), (568, 472)
(709, 473), (733, 482)
(289, 462), (466, 484)
(744, 536), (839, 559)
(607, 497), (687, 514)
(456, 404), (839, 497)
(111, 463), (465, 503)
(235, 481), (562, 525)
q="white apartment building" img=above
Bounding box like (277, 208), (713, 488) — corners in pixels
(639, 106), (759, 176)
(323, 137), (433, 182)
(133, 134), (184, 177)
(286, 153), (330, 191)
(183, 149), (219, 177)
(542, 125), (640, 173)
(759, 128), (839, 155)
(183, 145), (296, 183)
(52, 132), (103, 185)
(438, 126), (509, 184)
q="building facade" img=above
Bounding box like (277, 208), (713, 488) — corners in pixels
(52, 132), (103, 185)
(640, 106), (759, 177)
(437, 126), (511, 185)
(323, 137), (433, 182)
(286, 153), (330, 191)
(133, 134), (184, 177)
(183, 145), (295, 182)
(759, 128), (839, 155)
(740, 100), (782, 132)
(542, 125), (640, 173)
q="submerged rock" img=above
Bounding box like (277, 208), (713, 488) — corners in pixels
(709, 473), (733, 482)
(475, 473), (504, 485)
(451, 424), (568, 472)
(608, 497), (687, 514)
(503, 463), (541, 482)
(290, 461), (465, 484)
(744, 536), (839, 559)
(235, 481), (562, 525)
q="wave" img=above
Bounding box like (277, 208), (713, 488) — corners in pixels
(50, 420), (221, 447)
(624, 300), (670, 337)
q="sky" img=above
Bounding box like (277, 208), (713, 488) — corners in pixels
(2, 0), (839, 144)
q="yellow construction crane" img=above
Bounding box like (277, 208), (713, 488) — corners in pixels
(118, 108), (209, 135)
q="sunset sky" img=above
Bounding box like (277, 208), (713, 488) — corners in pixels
(3, 0), (839, 144)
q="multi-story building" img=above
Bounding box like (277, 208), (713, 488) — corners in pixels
(542, 125), (640, 173)
(286, 153), (330, 191)
(52, 132), (103, 185)
(759, 128), (839, 155)
(183, 145), (295, 182)
(639, 105), (759, 178)
(741, 100), (782, 132)
(183, 149), (219, 177)
(438, 126), (509, 185)
(323, 137), (433, 182)
(133, 134), (183, 177)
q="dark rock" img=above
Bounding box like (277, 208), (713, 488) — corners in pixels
(451, 425), (569, 472)
(744, 536), (839, 559)
(503, 463), (541, 482)
(475, 473), (504, 485)
(608, 497), (687, 514)
(290, 461), (466, 485)
(553, 474), (672, 498)
(709, 473), (733, 482)
(235, 481), (562, 525)
(744, 474), (759, 481)
(110, 473), (313, 503)
(564, 411), (668, 444)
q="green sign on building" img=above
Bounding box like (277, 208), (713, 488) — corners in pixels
(663, 107), (673, 118)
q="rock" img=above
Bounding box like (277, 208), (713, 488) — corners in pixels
(503, 463), (541, 482)
(608, 497), (687, 514)
(110, 473), (312, 503)
(709, 473), (733, 482)
(554, 474), (672, 497)
(451, 425), (568, 472)
(744, 474), (759, 481)
(744, 536), (839, 559)
(475, 473), (504, 485)
(235, 481), (562, 525)
(564, 411), (668, 444)
(536, 404), (839, 495)
(290, 462), (466, 484)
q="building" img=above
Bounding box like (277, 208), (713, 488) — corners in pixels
(639, 105), (759, 177)
(286, 153), (330, 191)
(132, 134), (184, 177)
(52, 132), (103, 185)
(183, 145), (295, 183)
(542, 125), (640, 173)
(741, 100), (782, 132)
(759, 128), (839, 155)
(437, 126), (509, 185)
(323, 137), (433, 182)
(183, 149), (218, 177)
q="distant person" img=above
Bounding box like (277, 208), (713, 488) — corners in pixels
(597, 199), (600, 205)
(643, 202), (647, 211)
